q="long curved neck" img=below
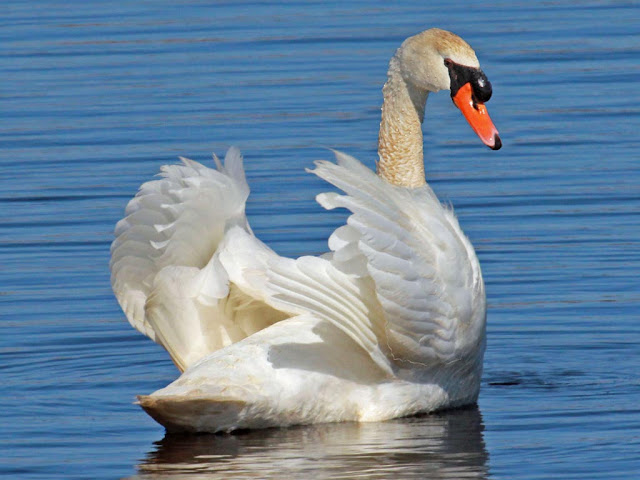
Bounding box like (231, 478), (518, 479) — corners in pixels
(377, 57), (429, 188)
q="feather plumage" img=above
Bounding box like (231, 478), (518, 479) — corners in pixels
(111, 26), (496, 432)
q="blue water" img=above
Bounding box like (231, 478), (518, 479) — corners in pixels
(2, 1), (639, 478)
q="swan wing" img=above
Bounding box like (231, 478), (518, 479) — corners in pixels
(264, 253), (393, 375)
(110, 148), (286, 370)
(311, 151), (486, 366)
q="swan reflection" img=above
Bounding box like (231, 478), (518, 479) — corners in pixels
(132, 407), (488, 479)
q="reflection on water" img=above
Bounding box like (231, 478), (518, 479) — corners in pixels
(132, 408), (487, 479)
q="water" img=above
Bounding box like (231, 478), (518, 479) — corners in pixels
(1, 1), (638, 478)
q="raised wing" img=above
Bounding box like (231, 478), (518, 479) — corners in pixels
(110, 148), (286, 371)
(310, 151), (486, 367)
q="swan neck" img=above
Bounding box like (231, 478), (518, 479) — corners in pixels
(377, 57), (429, 188)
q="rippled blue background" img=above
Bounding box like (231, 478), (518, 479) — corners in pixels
(2, 1), (638, 478)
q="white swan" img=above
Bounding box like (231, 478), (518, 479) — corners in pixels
(110, 28), (501, 433)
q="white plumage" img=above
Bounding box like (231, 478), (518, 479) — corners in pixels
(111, 28), (500, 432)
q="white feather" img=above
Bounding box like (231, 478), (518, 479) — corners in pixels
(112, 148), (486, 429)
(110, 150), (283, 371)
(310, 152), (485, 366)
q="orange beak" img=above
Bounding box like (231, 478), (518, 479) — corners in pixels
(452, 83), (501, 150)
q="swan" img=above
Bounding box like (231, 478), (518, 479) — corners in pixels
(110, 28), (501, 433)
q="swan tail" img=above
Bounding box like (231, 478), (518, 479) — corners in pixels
(137, 395), (249, 433)
(110, 147), (259, 369)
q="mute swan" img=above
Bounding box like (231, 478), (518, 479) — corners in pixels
(111, 28), (501, 433)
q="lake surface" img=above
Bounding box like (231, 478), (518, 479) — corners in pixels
(2, 1), (639, 478)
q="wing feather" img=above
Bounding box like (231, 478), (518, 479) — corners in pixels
(110, 148), (285, 371)
(265, 254), (393, 375)
(310, 151), (486, 366)
(111, 147), (485, 373)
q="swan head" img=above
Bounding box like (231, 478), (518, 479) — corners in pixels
(397, 28), (501, 150)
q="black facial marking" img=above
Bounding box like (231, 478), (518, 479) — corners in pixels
(444, 59), (493, 104)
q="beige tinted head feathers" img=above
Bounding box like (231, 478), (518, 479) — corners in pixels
(396, 28), (480, 93)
